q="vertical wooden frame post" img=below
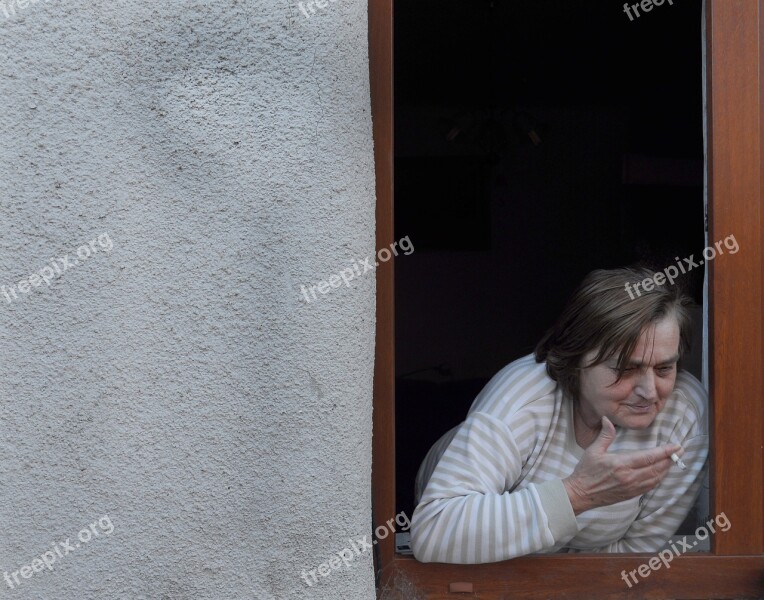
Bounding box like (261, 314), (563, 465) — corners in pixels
(707, 0), (764, 555)
(369, 0), (395, 581)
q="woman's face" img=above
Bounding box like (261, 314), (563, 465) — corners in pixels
(577, 316), (681, 430)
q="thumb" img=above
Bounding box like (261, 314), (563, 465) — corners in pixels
(591, 416), (616, 453)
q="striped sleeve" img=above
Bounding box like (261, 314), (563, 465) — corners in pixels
(414, 424), (460, 506)
(410, 410), (579, 563)
(574, 372), (709, 553)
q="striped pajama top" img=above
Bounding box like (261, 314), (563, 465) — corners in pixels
(410, 353), (709, 563)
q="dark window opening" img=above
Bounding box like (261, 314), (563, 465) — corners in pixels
(394, 0), (707, 550)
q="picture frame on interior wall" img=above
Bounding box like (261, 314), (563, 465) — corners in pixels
(369, 0), (764, 598)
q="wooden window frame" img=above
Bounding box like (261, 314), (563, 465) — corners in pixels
(370, 1), (764, 597)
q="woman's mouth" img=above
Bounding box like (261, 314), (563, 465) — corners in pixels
(626, 403), (654, 413)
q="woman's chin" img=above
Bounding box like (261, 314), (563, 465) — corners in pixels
(615, 410), (659, 429)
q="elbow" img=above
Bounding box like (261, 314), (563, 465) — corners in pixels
(409, 507), (430, 562)
(410, 503), (439, 563)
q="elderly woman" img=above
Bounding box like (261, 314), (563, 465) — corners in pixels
(410, 267), (709, 563)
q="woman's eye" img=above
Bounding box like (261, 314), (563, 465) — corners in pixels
(612, 366), (636, 373)
(656, 366), (675, 375)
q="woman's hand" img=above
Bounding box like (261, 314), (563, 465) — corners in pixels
(562, 416), (683, 515)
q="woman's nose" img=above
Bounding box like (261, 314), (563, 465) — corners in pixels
(635, 369), (658, 400)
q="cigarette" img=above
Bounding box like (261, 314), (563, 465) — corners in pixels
(670, 452), (687, 471)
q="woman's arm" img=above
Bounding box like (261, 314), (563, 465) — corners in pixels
(411, 411), (579, 563)
(575, 432), (709, 553)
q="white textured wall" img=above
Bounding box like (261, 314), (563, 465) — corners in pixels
(0, 1), (377, 599)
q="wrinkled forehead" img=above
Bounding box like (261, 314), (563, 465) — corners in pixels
(584, 317), (682, 367)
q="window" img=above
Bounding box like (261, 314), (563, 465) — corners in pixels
(371, 0), (764, 598)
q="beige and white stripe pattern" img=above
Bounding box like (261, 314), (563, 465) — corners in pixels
(411, 353), (709, 563)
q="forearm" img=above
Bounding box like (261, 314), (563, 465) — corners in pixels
(411, 479), (578, 563)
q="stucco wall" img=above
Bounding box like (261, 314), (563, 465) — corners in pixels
(0, 1), (377, 599)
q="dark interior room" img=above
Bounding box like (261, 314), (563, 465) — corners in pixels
(394, 0), (706, 532)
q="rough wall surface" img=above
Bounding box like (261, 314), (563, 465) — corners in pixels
(0, 1), (377, 599)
